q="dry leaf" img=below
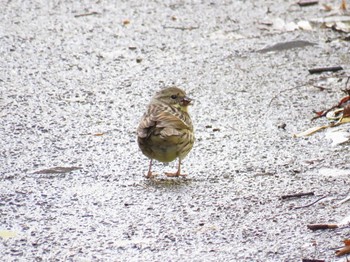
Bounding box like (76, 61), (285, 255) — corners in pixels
(340, 117), (350, 123)
(340, 0), (347, 11)
(325, 126), (350, 146)
(333, 21), (350, 33)
(335, 238), (350, 257)
(298, 20), (313, 30)
(322, 4), (333, 11)
(336, 245), (350, 256)
(343, 105), (350, 117)
(293, 125), (329, 137)
(344, 239), (350, 246)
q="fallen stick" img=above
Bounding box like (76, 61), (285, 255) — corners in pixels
(308, 66), (343, 74)
(298, 0), (319, 6)
(281, 192), (314, 199)
(301, 259), (325, 262)
(74, 12), (99, 18)
(307, 224), (338, 231)
(162, 25), (199, 30)
(312, 85), (330, 91)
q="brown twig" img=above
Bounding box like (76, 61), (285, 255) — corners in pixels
(162, 25), (199, 30)
(298, 0), (319, 7)
(312, 85), (330, 91)
(74, 11), (99, 18)
(308, 66), (343, 74)
(281, 192), (315, 199)
(301, 259), (325, 262)
(311, 105), (338, 120)
(307, 224), (339, 231)
(294, 195), (328, 209)
(311, 76), (350, 120)
(312, 95), (350, 120)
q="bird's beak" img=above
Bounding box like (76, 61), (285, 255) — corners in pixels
(181, 96), (193, 106)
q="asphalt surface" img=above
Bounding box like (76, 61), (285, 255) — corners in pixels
(1, 0), (350, 261)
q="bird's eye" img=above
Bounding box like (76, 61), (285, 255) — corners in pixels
(171, 95), (178, 99)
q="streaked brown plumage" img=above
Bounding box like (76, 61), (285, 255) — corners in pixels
(137, 86), (194, 178)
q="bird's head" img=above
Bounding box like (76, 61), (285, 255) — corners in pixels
(153, 86), (193, 112)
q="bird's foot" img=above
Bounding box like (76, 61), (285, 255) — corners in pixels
(164, 172), (187, 177)
(145, 172), (158, 179)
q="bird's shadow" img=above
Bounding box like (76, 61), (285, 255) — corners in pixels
(142, 177), (193, 189)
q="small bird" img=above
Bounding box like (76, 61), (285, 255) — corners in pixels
(137, 86), (195, 178)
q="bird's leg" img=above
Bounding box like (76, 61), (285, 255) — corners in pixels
(165, 159), (187, 177)
(145, 159), (158, 178)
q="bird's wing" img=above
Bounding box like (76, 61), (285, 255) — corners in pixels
(137, 113), (156, 139)
(137, 104), (189, 139)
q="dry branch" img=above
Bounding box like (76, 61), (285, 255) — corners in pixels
(281, 192), (314, 199)
(307, 224), (338, 231)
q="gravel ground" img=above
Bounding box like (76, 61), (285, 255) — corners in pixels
(1, 0), (350, 261)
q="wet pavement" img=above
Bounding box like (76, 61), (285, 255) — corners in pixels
(1, 0), (350, 261)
